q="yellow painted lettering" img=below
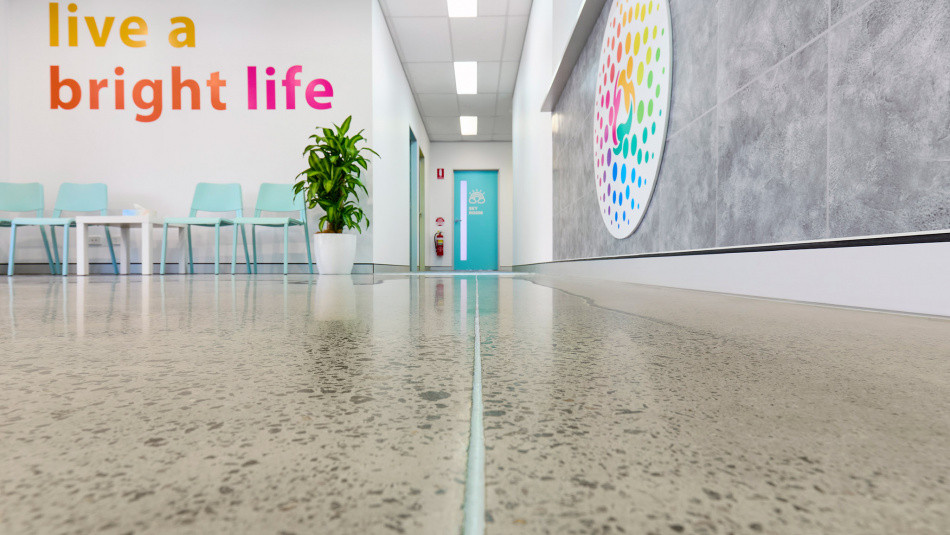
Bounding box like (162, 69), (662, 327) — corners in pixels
(120, 16), (147, 47)
(168, 16), (195, 48)
(85, 16), (114, 47)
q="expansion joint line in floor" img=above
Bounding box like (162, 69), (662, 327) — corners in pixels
(463, 275), (485, 535)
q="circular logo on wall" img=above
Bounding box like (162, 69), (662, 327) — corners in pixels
(593, 0), (672, 238)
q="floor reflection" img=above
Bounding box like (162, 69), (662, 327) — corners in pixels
(0, 274), (514, 342)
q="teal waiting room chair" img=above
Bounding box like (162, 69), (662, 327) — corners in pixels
(232, 183), (313, 275)
(6, 182), (118, 276)
(2, 182), (56, 275)
(160, 182), (250, 275)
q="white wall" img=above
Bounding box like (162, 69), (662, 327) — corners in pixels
(552, 0), (585, 68)
(370, 0), (430, 267)
(512, 0), (554, 266)
(426, 142), (513, 269)
(0, 0), (9, 177)
(1, 0), (372, 267)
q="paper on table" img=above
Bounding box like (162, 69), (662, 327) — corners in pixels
(122, 204), (158, 218)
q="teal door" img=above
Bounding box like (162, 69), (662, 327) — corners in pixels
(454, 170), (498, 271)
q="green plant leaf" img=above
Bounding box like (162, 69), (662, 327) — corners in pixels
(294, 116), (377, 233)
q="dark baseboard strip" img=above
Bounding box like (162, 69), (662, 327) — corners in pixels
(517, 231), (950, 267)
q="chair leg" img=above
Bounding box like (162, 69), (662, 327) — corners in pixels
(303, 224), (313, 274)
(241, 226), (251, 274)
(62, 225), (70, 276)
(50, 226), (61, 275)
(104, 226), (119, 275)
(39, 227), (55, 274)
(187, 226), (194, 274)
(283, 223), (289, 275)
(231, 224), (239, 275)
(251, 226), (258, 274)
(214, 224), (221, 275)
(7, 224), (17, 276)
(160, 224), (169, 275)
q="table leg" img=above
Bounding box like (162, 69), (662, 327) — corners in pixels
(76, 223), (89, 276)
(119, 226), (131, 275)
(76, 277), (86, 336)
(141, 223), (153, 275)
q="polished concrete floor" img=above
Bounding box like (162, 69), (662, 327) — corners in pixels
(0, 274), (948, 534)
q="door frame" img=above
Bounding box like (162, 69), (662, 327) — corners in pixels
(417, 150), (426, 271)
(408, 129), (424, 272)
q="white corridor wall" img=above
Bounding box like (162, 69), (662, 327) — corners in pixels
(0, 0), (10, 178)
(512, 0), (554, 266)
(370, 0), (430, 267)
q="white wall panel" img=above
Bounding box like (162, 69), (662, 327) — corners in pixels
(523, 242), (950, 317)
(512, 0), (553, 265)
(371, 0), (430, 266)
(552, 0), (585, 67)
(0, 0), (9, 178)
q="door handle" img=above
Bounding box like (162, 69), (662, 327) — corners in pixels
(454, 219), (461, 223)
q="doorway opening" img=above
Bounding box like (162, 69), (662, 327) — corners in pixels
(409, 130), (426, 272)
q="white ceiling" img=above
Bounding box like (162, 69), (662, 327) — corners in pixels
(379, 0), (533, 142)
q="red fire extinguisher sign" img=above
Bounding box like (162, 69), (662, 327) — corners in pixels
(437, 168), (445, 179)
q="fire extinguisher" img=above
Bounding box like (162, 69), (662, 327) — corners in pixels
(434, 231), (444, 257)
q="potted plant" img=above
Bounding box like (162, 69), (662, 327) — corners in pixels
(293, 116), (378, 274)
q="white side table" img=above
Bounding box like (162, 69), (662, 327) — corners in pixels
(75, 215), (184, 276)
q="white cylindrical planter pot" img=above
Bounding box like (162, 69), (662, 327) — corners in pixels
(313, 233), (357, 275)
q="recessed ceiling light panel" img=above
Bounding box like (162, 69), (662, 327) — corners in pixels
(460, 116), (478, 136)
(454, 61), (478, 95)
(447, 0), (477, 17)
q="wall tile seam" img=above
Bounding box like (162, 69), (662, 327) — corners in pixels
(720, 0), (876, 109)
(826, 0), (832, 238)
(554, 4), (827, 255)
(666, 105), (717, 143)
(714, 106), (720, 248)
(836, 0), (879, 26)
(686, 0), (877, 249)
(554, 0), (877, 258)
(714, 0), (721, 249)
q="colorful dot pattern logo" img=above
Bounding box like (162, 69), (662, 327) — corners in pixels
(594, 0), (672, 238)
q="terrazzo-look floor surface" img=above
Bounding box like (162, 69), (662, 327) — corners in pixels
(0, 274), (948, 534)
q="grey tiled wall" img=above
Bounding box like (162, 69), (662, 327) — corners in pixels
(553, 0), (950, 260)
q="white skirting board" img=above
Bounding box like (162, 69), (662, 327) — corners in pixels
(516, 241), (950, 317)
